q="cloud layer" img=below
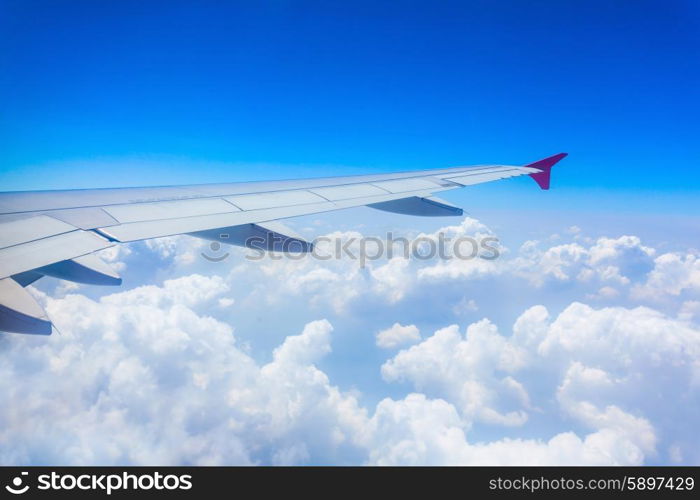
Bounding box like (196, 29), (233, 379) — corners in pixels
(1, 215), (699, 465)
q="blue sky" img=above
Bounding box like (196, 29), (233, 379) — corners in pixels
(1, 2), (700, 466)
(1, 1), (699, 196)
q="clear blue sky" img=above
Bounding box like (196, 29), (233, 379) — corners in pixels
(1, 0), (698, 194)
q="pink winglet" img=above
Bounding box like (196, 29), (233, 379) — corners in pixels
(526, 152), (568, 190)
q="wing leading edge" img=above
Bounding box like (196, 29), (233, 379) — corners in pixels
(0, 153), (567, 334)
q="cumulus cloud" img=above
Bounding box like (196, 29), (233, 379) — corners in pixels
(376, 298), (700, 464)
(117, 216), (699, 321)
(679, 300), (700, 322)
(9, 272), (697, 465)
(96, 244), (133, 273)
(0, 279), (367, 465)
(3, 215), (699, 465)
(506, 235), (655, 289)
(375, 323), (421, 349)
(632, 252), (700, 299)
(381, 320), (529, 427)
(363, 393), (652, 466)
(143, 235), (201, 264)
(536, 302), (700, 381)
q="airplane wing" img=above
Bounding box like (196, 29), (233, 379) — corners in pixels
(0, 153), (567, 335)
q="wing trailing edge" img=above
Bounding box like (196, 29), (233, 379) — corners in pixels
(368, 196), (463, 217)
(35, 254), (122, 286)
(189, 221), (314, 253)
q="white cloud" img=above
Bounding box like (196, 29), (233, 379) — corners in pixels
(376, 298), (700, 464)
(588, 235), (655, 267)
(370, 257), (413, 304)
(536, 302), (700, 381)
(519, 302), (700, 462)
(556, 362), (656, 458)
(4, 216), (700, 465)
(679, 301), (700, 322)
(217, 297), (235, 308)
(505, 235), (655, 289)
(0, 280), (368, 465)
(8, 273), (688, 465)
(381, 320), (528, 427)
(586, 286), (620, 300)
(97, 244), (133, 273)
(362, 393), (649, 465)
(452, 297), (478, 316)
(118, 217), (697, 320)
(632, 252), (700, 299)
(375, 323), (421, 349)
(144, 236), (187, 260)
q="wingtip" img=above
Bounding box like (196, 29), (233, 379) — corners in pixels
(526, 153), (568, 190)
(526, 152), (568, 168)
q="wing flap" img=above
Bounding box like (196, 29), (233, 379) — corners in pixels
(0, 230), (113, 279)
(190, 221), (313, 253)
(368, 196), (463, 216)
(0, 278), (52, 335)
(0, 215), (77, 249)
(36, 253), (122, 286)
